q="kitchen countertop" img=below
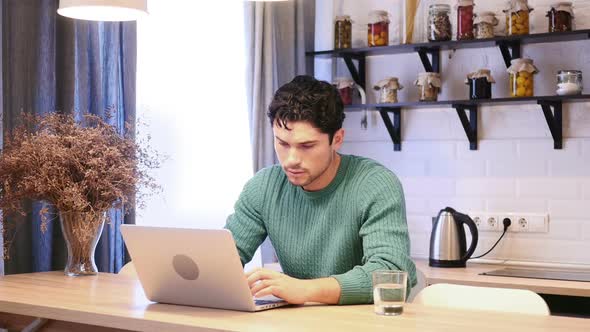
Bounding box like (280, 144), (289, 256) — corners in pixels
(414, 259), (590, 297)
(1, 271), (589, 331)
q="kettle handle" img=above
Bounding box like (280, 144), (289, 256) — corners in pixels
(454, 211), (479, 262)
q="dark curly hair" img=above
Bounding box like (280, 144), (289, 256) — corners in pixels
(267, 75), (345, 144)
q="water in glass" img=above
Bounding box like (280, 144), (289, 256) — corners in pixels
(373, 283), (405, 315)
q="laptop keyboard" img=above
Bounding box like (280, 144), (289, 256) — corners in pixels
(254, 299), (282, 306)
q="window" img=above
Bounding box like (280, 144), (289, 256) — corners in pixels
(136, 1), (251, 230)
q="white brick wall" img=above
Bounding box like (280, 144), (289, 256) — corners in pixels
(323, 0), (590, 265)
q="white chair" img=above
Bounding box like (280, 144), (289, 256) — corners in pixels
(118, 261), (137, 277)
(413, 283), (550, 316)
(407, 268), (427, 302)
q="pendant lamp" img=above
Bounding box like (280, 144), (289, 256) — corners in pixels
(57, 0), (148, 22)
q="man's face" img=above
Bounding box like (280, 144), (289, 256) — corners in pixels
(273, 120), (343, 191)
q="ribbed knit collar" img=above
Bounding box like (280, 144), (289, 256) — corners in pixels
(298, 154), (351, 199)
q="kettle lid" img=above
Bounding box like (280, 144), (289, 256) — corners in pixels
(441, 206), (456, 214)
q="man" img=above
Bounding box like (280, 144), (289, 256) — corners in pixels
(225, 75), (416, 305)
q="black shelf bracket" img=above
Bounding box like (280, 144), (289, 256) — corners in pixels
(538, 100), (563, 149)
(453, 104), (478, 150)
(496, 40), (521, 68)
(342, 54), (366, 90)
(415, 47), (440, 73)
(377, 107), (402, 151)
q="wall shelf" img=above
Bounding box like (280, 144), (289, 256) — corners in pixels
(307, 29), (590, 58)
(345, 95), (590, 151)
(343, 94), (590, 110)
(307, 30), (590, 151)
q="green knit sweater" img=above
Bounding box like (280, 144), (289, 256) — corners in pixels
(225, 154), (417, 305)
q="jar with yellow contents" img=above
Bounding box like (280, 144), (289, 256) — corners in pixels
(334, 15), (353, 49)
(368, 10), (390, 47)
(504, 0), (534, 36)
(507, 58), (539, 97)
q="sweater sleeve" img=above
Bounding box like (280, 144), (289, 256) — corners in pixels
(331, 171), (417, 305)
(224, 171), (268, 266)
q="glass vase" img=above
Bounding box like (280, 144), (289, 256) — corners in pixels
(59, 211), (105, 276)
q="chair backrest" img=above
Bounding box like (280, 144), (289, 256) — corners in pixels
(118, 261), (137, 277)
(413, 283), (550, 316)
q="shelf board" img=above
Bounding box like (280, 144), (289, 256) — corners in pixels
(344, 94), (590, 111)
(307, 29), (590, 58)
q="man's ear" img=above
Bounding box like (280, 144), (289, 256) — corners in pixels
(332, 128), (345, 150)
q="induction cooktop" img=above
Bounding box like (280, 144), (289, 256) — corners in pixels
(481, 268), (590, 282)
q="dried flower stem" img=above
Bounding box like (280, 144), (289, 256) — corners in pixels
(0, 112), (162, 260)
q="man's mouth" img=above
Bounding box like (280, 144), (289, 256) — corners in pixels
(286, 169), (305, 176)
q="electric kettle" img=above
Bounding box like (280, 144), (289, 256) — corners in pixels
(429, 207), (478, 268)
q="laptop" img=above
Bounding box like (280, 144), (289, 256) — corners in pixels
(120, 225), (288, 312)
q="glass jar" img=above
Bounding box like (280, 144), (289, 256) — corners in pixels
(547, 2), (574, 33)
(457, 0), (475, 40)
(474, 12), (499, 39)
(374, 77), (404, 103)
(507, 58), (538, 97)
(334, 15), (352, 49)
(505, 0), (533, 36)
(334, 77), (355, 105)
(415, 72), (441, 102)
(466, 69), (495, 100)
(428, 4), (452, 41)
(368, 10), (389, 47)
(556, 70), (583, 95)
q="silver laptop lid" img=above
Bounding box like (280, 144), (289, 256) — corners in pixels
(121, 225), (257, 311)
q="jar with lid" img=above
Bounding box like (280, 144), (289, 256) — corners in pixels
(428, 4), (452, 41)
(414, 72), (442, 101)
(334, 15), (353, 49)
(368, 10), (389, 47)
(507, 58), (538, 97)
(474, 11), (498, 39)
(505, 0), (533, 36)
(556, 70), (583, 95)
(334, 77), (355, 105)
(465, 69), (496, 99)
(456, 0), (475, 40)
(547, 2), (574, 33)
(374, 77), (404, 103)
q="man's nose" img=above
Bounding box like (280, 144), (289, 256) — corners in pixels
(285, 148), (301, 167)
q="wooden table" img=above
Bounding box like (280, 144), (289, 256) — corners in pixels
(0, 272), (588, 332)
(415, 260), (590, 297)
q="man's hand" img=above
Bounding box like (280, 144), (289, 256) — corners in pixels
(246, 268), (341, 304)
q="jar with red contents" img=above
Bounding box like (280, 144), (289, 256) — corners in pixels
(334, 77), (355, 105)
(457, 0), (475, 40)
(547, 2), (574, 33)
(368, 10), (389, 47)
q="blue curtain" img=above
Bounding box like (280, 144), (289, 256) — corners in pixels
(1, 0), (136, 274)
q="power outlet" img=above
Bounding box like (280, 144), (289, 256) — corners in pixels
(501, 213), (549, 233)
(469, 212), (549, 233)
(486, 216), (501, 231)
(468, 212), (500, 232)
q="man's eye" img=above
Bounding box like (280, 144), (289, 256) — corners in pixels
(278, 141), (288, 147)
(301, 145), (314, 149)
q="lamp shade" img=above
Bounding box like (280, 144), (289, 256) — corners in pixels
(57, 0), (148, 21)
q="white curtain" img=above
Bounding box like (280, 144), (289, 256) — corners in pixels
(245, 0), (315, 172)
(245, 0), (315, 263)
(135, 1), (252, 231)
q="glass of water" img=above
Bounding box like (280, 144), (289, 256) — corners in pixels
(372, 270), (408, 316)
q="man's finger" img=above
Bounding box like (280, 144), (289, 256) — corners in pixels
(244, 267), (263, 278)
(250, 279), (277, 295)
(246, 269), (277, 287)
(254, 285), (278, 299)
